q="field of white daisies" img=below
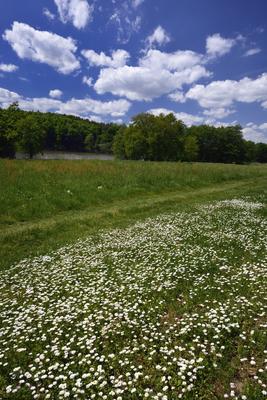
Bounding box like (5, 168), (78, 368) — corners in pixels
(0, 196), (266, 399)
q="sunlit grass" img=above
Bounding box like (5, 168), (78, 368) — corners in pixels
(1, 160), (267, 226)
(0, 196), (266, 399)
(0, 160), (267, 398)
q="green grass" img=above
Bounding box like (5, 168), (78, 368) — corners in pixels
(0, 186), (266, 399)
(0, 159), (267, 271)
(1, 159), (267, 226)
(0, 160), (267, 399)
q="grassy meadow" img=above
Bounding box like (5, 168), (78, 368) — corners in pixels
(1, 159), (266, 225)
(0, 159), (267, 399)
(1, 159), (267, 270)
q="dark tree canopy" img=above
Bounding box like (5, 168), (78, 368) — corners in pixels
(16, 114), (45, 159)
(117, 113), (186, 161)
(0, 105), (266, 163)
(114, 113), (267, 164)
(0, 104), (122, 158)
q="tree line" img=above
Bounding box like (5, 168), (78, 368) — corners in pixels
(0, 103), (267, 163)
(0, 102), (121, 159)
(113, 113), (267, 163)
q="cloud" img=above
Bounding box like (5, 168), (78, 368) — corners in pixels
(82, 76), (94, 86)
(112, 118), (124, 124)
(109, 1), (142, 44)
(186, 73), (267, 110)
(82, 49), (130, 68)
(145, 99), (238, 127)
(3, 22), (80, 74)
(0, 86), (131, 119)
(151, 110), (236, 128)
(0, 63), (18, 73)
(132, 0), (144, 7)
(49, 89), (63, 99)
(0, 84), (131, 119)
(94, 49), (210, 101)
(146, 26), (171, 48)
(87, 115), (104, 123)
(54, 0), (93, 29)
(206, 33), (237, 57)
(243, 123), (267, 143)
(243, 48), (261, 57)
(203, 107), (235, 119)
(43, 8), (56, 20)
(168, 91), (186, 103)
(140, 49), (204, 71)
(19, 97), (62, 113)
(59, 98), (131, 117)
(19, 77), (29, 82)
(95, 66), (177, 101)
(148, 108), (204, 126)
(0, 87), (21, 108)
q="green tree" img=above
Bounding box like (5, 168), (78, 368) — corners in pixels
(255, 143), (267, 163)
(125, 113), (185, 161)
(243, 140), (256, 163)
(188, 125), (219, 162)
(188, 125), (246, 164)
(113, 128), (126, 159)
(216, 125), (245, 163)
(183, 135), (199, 161)
(124, 127), (148, 160)
(16, 115), (45, 158)
(84, 133), (95, 152)
(0, 109), (16, 158)
(0, 131), (16, 158)
(146, 113), (185, 161)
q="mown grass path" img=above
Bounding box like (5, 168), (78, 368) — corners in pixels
(1, 177), (265, 235)
(1, 176), (266, 271)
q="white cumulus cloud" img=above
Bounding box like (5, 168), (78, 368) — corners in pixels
(140, 49), (203, 71)
(0, 85), (131, 119)
(146, 26), (171, 48)
(203, 107), (235, 119)
(148, 108), (204, 126)
(49, 89), (63, 99)
(82, 49), (130, 68)
(206, 33), (237, 57)
(94, 66), (177, 101)
(19, 97), (62, 113)
(0, 86), (130, 119)
(3, 22), (80, 75)
(54, 0), (93, 29)
(168, 91), (186, 103)
(186, 73), (267, 110)
(0, 63), (18, 73)
(243, 123), (267, 143)
(94, 49), (210, 101)
(59, 98), (131, 117)
(0, 87), (21, 108)
(82, 76), (94, 86)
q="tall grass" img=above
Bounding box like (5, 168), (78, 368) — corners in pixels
(1, 159), (267, 226)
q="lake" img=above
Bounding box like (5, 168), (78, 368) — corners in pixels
(15, 151), (114, 160)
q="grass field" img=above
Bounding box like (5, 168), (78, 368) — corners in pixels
(1, 160), (267, 226)
(1, 159), (267, 270)
(0, 160), (267, 399)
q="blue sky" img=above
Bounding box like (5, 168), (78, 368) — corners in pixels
(0, 0), (267, 142)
